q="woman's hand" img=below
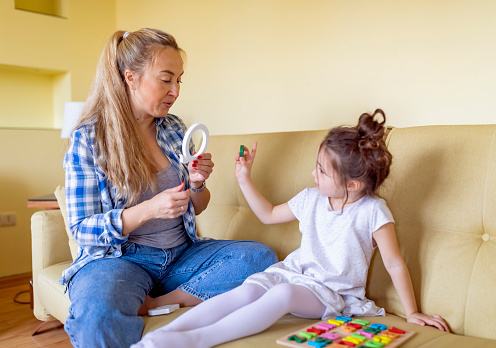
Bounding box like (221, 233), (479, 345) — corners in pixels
(406, 312), (450, 332)
(148, 182), (190, 219)
(188, 153), (214, 189)
(235, 142), (257, 183)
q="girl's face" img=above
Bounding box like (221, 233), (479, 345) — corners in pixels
(312, 149), (347, 200)
(127, 47), (184, 119)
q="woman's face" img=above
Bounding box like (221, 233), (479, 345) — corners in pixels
(127, 47), (184, 119)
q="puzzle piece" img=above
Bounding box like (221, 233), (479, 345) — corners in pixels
(276, 316), (415, 348)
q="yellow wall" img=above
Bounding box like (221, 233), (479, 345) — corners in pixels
(0, 0), (116, 128)
(0, 130), (66, 276)
(0, 0), (116, 277)
(116, 0), (496, 134)
(15, 0), (67, 18)
(0, 65), (55, 128)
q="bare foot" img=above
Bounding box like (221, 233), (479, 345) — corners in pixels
(138, 290), (202, 316)
(138, 295), (156, 316)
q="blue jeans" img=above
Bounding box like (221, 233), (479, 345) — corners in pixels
(64, 239), (277, 348)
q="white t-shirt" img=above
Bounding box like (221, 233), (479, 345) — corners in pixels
(245, 188), (394, 319)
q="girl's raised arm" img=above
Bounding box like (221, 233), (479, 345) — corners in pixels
(235, 142), (296, 225)
(373, 223), (450, 332)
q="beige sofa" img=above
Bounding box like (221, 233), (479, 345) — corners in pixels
(31, 124), (496, 347)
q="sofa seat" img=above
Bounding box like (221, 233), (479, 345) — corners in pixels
(38, 262), (71, 323)
(142, 311), (496, 347)
(32, 257), (496, 347)
(32, 255), (496, 348)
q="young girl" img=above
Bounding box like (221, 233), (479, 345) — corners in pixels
(133, 110), (449, 348)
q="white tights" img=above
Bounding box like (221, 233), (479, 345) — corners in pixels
(132, 283), (326, 348)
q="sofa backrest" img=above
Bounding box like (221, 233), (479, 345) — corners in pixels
(370, 125), (496, 340)
(197, 125), (496, 340)
(195, 130), (327, 259)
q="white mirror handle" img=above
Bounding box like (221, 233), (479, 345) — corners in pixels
(179, 123), (209, 163)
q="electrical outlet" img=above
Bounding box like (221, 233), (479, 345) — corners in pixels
(0, 213), (16, 226)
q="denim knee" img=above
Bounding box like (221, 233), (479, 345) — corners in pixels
(64, 258), (153, 348)
(241, 241), (278, 271)
(66, 296), (144, 348)
(166, 240), (278, 299)
(212, 240), (278, 279)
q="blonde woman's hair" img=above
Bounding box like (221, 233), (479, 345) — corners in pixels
(76, 28), (184, 206)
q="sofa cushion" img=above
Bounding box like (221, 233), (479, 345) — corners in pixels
(38, 262), (72, 324)
(368, 125), (496, 340)
(143, 311), (496, 348)
(31, 209), (72, 321)
(54, 185), (78, 261)
(195, 130), (328, 260)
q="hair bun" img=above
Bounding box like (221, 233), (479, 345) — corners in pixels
(357, 109), (386, 151)
(319, 108), (392, 197)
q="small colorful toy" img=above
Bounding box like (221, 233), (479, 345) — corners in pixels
(276, 316), (415, 348)
(147, 304), (179, 316)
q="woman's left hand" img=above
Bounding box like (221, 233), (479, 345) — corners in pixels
(188, 153), (214, 188)
(406, 312), (450, 332)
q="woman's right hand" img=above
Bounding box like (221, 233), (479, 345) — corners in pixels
(122, 182), (190, 236)
(235, 142), (257, 183)
(148, 182), (191, 219)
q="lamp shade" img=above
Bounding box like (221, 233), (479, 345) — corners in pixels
(61, 102), (84, 138)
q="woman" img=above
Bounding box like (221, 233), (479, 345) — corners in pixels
(61, 28), (277, 348)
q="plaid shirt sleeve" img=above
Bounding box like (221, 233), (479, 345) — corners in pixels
(63, 124), (126, 247)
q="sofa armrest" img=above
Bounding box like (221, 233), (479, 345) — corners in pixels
(31, 210), (72, 321)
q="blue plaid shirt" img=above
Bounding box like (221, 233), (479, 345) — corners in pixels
(60, 114), (199, 287)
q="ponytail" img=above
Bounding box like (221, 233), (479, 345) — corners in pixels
(75, 29), (184, 205)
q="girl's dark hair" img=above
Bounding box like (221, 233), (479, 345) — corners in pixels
(320, 109), (392, 203)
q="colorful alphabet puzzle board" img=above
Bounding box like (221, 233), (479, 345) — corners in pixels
(276, 316), (415, 348)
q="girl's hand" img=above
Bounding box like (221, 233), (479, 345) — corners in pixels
(148, 182), (190, 219)
(188, 153), (214, 189)
(406, 312), (450, 332)
(235, 142), (257, 182)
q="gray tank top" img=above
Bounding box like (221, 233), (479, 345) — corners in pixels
(127, 164), (188, 249)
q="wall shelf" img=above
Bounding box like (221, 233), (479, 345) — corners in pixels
(0, 64), (68, 129)
(15, 0), (67, 19)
